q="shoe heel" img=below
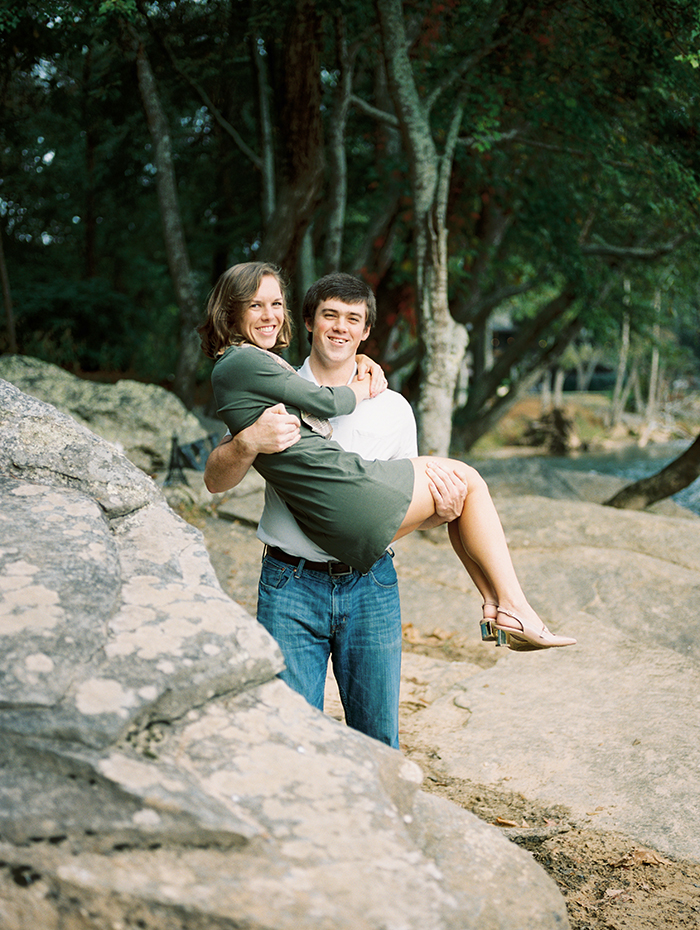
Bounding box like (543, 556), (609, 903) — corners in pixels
(496, 629), (508, 647)
(480, 620), (497, 642)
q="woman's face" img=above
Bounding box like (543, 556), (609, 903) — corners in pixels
(238, 275), (286, 349)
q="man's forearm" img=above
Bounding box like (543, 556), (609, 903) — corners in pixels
(203, 404), (302, 494)
(203, 436), (255, 494)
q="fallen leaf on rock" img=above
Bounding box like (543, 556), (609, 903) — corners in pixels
(604, 888), (633, 902)
(401, 698), (431, 709)
(495, 817), (520, 827)
(613, 847), (670, 868)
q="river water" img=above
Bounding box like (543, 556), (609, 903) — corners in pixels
(542, 440), (700, 516)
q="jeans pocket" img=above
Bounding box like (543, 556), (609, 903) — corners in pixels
(259, 558), (293, 591)
(368, 552), (398, 590)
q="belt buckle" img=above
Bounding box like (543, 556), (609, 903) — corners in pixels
(328, 561), (353, 576)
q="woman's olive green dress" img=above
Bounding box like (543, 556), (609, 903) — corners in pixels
(212, 345), (415, 572)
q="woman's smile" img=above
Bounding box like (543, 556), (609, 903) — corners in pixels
(239, 275), (286, 348)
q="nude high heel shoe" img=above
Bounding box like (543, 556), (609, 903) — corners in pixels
(495, 608), (577, 651)
(480, 604), (499, 642)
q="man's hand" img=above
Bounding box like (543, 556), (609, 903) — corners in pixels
(355, 354), (388, 398)
(203, 404), (301, 494)
(421, 461), (468, 528)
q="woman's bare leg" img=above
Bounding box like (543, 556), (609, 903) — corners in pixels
(447, 520), (499, 640)
(446, 519), (497, 604)
(394, 456), (532, 614)
(394, 457), (575, 647)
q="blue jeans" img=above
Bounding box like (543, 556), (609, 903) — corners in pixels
(257, 549), (402, 748)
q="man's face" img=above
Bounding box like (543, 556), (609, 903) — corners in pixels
(306, 299), (370, 367)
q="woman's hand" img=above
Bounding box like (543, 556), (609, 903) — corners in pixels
(349, 375), (372, 405)
(355, 354), (388, 398)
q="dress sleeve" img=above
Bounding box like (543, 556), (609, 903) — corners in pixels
(212, 346), (356, 434)
(278, 364), (356, 418)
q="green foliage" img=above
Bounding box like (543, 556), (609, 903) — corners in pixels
(97, 0), (137, 20)
(1, 0), (699, 419)
(12, 278), (146, 372)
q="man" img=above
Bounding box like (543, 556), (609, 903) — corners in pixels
(204, 273), (466, 747)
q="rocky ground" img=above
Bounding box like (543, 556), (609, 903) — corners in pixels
(178, 495), (700, 930)
(5, 361), (699, 928)
(171, 390), (700, 930)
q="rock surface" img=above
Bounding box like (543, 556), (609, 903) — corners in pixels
(203, 451), (700, 867)
(0, 378), (570, 930)
(0, 355), (206, 473)
(382, 486), (700, 866)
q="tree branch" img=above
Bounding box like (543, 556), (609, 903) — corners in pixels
(349, 93), (399, 128)
(456, 277), (542, 329)
(604, 432), (700, 510)
(581, 233), (693, 261)
(424, 0), (508, 114)
(467, 286), (577, 413)
(136, 2), (263, 170)
(514, 138), (634, 170)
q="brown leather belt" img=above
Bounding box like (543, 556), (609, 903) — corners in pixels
(265, 546), (354, 576)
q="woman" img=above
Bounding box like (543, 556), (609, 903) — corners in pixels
(199, 262), (576, 651)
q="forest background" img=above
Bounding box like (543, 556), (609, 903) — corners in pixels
(2, 0), (700, 466)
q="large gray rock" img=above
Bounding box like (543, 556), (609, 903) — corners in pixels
(0, 354), (206, 472)
(0, 379), (569, 930)
(391, 493), (700, 864)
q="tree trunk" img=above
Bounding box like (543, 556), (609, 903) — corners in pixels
(614, 359), (638, 424)
(540, 371), (552, 412)
(252, 35), (276, 229)
(639, 309), (661, 448)
(609, 281), (631, 426)
(646, 315), (661, 422)
(349, 56), (403, 277)
(294, 227), (315, 357)
(134, 37), (200, 408)
(416, 221), (468, 454)
(553, 367), (565, 408)
(577, 351), (600, 392)
(632, 363), (644, 413)
(376, 0), (468, 455)
(0, 226), (17, 354)
(604, 433), (700, 510)
(323, 14), (352, 274)
(259, 0), (325, 274)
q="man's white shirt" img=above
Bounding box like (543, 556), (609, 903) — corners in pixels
(257, 356), (418, 561)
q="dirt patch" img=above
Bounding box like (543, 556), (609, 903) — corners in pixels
(190, 507), (700, 930)
(400, 739), (700, 930)
(397, 635), (700, 930)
